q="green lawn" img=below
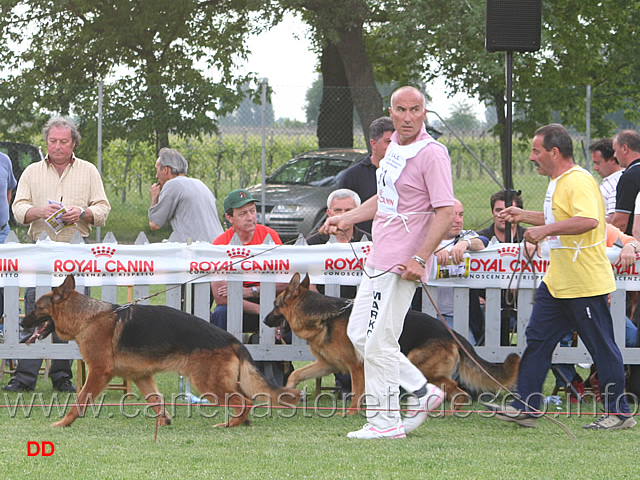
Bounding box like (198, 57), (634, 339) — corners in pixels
(3, 164), (633, 479)
(1, 366), (638, 480)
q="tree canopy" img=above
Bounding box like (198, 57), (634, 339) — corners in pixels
(286, 0), (640, 180)
(281, 0), (384, 146)
(368, 0), (640, 178)
(0, 0), (275, 156)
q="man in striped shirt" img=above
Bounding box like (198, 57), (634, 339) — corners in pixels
(589, 138), (622, 223)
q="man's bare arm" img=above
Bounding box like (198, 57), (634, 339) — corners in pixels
(525, 216), (598, 243)
(500, 206), (545, 226)
(402, 205), (455, 281)
(319, 195), (378, 235)
(611, 211), (630, 232)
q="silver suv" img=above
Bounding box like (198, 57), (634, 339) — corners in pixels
(247, 148), (368, 241)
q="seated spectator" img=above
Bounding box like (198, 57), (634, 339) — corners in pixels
(435, 199), (487, 344)
(476, 190), (531, 345)
(306, 188), (366, 298)
(306, 188), (365, 397)
(477, 191), (527, 243)
(210, 189), (286, 332)
(210, 189), (291, 385)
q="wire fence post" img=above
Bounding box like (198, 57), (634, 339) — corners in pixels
(96, 81), (103, 242)
(260, 78), (268, 224)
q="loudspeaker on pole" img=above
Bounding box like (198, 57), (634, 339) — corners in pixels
(485, 0), (542, 52)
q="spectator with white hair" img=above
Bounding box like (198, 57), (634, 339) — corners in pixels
(306, 188), (365, 245)
(306, 188), (366, 398)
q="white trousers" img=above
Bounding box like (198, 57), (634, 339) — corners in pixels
(347, 267), (427, 428)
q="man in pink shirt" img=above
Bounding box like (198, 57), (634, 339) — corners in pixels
(322, 86), (455, 439)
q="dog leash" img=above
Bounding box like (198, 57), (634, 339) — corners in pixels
(418, 282), (577, 441)
(114, 236), (302, 311)
(120, 218), (564, 430)
(337, 223), (577, 441)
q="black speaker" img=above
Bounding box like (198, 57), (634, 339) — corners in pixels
(485, 0), (541, 52)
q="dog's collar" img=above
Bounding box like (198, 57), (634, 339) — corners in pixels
(337, 299), (354, 316)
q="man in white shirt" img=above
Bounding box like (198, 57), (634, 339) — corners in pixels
(435, 199), (486, 344)
(589, 138), (622, 223)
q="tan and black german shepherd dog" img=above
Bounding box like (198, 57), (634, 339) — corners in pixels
(21, 275), (301, 428)
(264, 273), (520, 411)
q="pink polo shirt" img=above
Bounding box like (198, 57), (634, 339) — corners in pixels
(367, 126), (455, 282)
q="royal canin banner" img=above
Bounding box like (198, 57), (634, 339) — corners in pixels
(0, 240), (637, 289)
(428, 243), (640, 290)
(0, 240), (371, 287)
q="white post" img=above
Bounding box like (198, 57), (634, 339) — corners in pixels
(96, 81), (103, 242)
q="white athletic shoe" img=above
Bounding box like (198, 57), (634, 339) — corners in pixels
(403, 383), (445, 433)
(346, 421), (407, 439)
(584, 414), (637, 430)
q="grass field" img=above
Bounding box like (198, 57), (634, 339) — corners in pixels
(1, 365), (638, 480)
(3, 149), (631, 479)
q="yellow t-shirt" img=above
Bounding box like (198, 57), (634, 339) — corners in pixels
(543, 166), (615, 298)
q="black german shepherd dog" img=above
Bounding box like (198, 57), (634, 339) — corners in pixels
(265, 273), (520, 411)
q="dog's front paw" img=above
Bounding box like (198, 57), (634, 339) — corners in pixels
(338, 406), (359, 417)
(156, 415), (172, 426)
(50, 419), (72, 427)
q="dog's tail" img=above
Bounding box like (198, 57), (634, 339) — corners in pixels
(456, 333), (520, 393)
(235, 346), (302, 407)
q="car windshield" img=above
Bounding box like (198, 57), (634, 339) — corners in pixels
(267, 157), (353, 186)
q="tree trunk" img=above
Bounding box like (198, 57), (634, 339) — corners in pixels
(317, 43), (353, 148)
(334, 21), (383, 148)
(155, 128), (170, 152)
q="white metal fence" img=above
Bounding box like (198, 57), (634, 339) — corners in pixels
(1, 234), (639, 366)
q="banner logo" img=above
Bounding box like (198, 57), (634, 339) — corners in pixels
(497, 246), (519, 258)
(91, 246), (116, 258)
(227, 248), (251, 260)
(54, 246), (154, 277)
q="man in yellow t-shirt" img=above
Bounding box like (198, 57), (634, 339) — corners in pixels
(488, 123), (634, 431)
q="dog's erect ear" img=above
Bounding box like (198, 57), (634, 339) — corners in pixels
(301, 274), (310, 289)
(63, 274), (76, 291)
(53, 275), (76, 303)
(283, 272), (301, 300)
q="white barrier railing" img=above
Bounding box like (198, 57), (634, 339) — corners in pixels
(0, 233), (638, 365)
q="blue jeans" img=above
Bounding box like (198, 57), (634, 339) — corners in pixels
(553, 316), (638, 387)
(442, 313), (477, 346)
(0, 223), (10, 244)
(0, 224), (9, 325)
(513, 282), (630, 416)
(210, 305), (260, 333)
(10, 287), (73, 388)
